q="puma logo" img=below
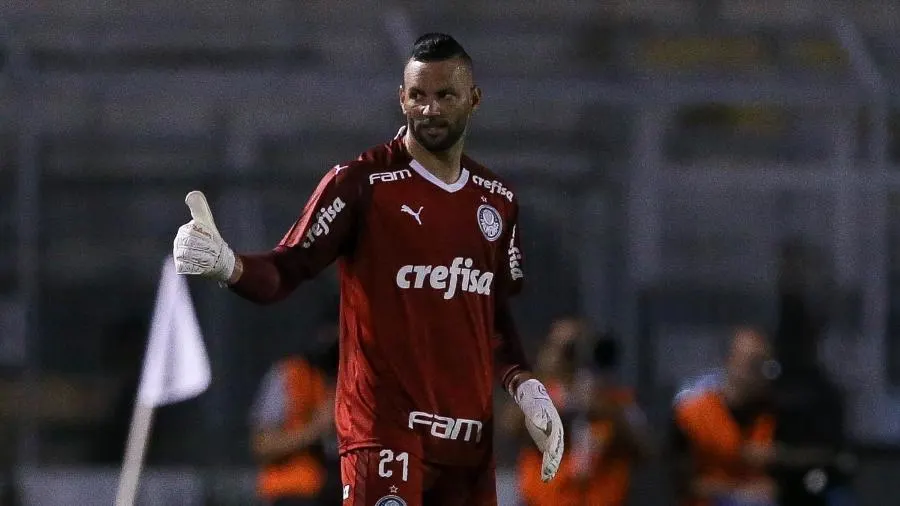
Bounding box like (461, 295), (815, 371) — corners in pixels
(401, 205), (423, 225)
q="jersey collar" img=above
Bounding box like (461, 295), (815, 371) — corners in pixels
(408, 159), (470, 194)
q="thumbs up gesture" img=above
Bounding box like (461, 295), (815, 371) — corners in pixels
(173, 191), (236, 281)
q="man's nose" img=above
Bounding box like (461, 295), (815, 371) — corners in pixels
(422, 101), (441, 116)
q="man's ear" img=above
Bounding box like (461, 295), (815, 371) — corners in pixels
(398, 85), (408, 115)
(471, 85), (482, 112)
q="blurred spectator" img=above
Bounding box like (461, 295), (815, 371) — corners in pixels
(249, 318), (340, 506)
(670, 324), (855, 506)
(774, 239), (831, 368)
(501, 317), (652, 506)
(771, 242), (855, 506)
(670, 327), (779, 506)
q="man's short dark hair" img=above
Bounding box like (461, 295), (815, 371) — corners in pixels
(409, 33), (472, 68)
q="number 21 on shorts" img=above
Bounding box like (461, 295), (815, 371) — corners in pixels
(378, 449), (409, 482)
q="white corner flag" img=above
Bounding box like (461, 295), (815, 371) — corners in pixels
(115, 255), (211, 506)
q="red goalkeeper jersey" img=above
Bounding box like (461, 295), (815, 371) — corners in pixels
(231, 128), (529, 466)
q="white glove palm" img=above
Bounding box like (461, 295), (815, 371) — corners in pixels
(515, 378), (564, 482)
(173, 191), (235, 281)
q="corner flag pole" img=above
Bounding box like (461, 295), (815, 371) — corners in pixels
(115, 256), (211, 506)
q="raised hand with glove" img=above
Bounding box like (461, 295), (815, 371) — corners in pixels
(514, 377), (565, 482)
(173, 191), (237, 282)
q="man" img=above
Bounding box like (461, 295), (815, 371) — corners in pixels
(250, 320), (341, 506)
(772, 254), (854, 506)
(568, 331), (653, 505)
(172, 33), (564, 506)
(670, 328), (779, 506)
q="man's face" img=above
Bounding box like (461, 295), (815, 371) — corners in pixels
(726, 329), (773, 400)
(400, 57), (480, 153)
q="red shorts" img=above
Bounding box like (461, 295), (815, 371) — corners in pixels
(340, 448), (496, 506)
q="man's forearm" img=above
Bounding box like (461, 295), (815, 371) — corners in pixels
(253, 397), (333, 464)
(253, 427), (320, 463)
(228, 250), (306, 304)
(495, 300), (532, 395)
(226, 255), (243, 284)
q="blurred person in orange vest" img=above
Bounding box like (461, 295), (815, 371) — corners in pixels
(670, 327), (781, 506)
(501, 317), (653, 506)
(250, 318), (341, 506)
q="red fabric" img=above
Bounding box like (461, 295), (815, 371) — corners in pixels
(231, 134), (529, 466)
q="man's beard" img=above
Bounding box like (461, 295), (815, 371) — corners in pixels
(410, 117), (468, 153)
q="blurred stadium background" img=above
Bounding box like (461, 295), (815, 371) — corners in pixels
(2, 0), (900, 504)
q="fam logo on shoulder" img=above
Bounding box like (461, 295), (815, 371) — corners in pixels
(477, 204), (503, 242)
(369, 169), (412, 185)
(374, 495), (407, 506)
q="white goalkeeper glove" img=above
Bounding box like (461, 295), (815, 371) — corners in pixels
(173, 191), (235, 281)
(514, 378), (564, 482)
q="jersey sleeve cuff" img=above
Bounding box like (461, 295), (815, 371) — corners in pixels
(501, 366), (530, 397)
